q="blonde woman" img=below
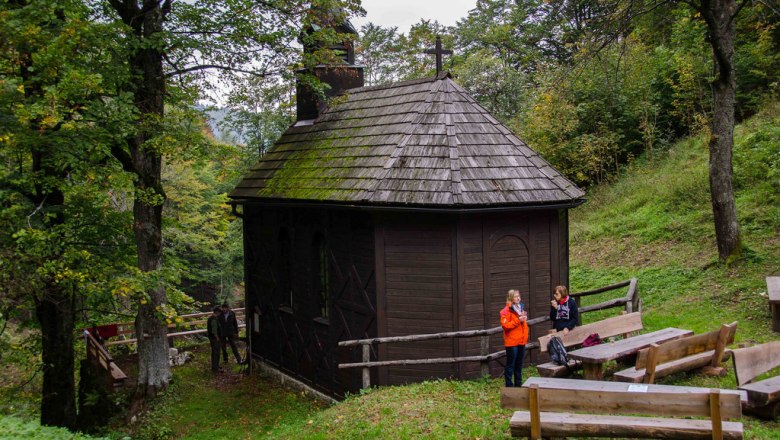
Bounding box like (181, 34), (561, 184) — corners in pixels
(500, 289), (528, 386)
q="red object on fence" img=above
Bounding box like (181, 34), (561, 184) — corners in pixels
(88, 324), (119, 340)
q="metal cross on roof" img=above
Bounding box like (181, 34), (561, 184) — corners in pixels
(424, 35), (453, 75)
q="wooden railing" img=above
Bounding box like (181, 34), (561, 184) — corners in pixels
(105, 308), (246, 346)
(84, 330), (127, 390)
(338, 279), (639, 389)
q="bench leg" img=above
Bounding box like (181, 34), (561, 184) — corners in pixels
(582, 362), (604, 380)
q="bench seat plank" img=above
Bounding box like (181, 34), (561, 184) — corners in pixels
(614, 350), (716, 383)
(535, 360), (580, 377)
(739, 375), (780, 407)
(509, 411), (743, 440)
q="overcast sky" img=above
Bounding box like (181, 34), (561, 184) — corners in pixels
(351, 0), (478, 33)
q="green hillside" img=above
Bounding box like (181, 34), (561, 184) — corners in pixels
(569, 101), (780, 339)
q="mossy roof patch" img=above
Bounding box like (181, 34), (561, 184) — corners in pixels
(229, 73), (585, 207)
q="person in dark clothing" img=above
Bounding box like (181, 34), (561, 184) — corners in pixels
(550, 285), (578, 335)
(207, 307), (222, 373)
(220, 302), (242, 364)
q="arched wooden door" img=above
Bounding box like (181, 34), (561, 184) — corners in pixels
(484, 223), (531, 376)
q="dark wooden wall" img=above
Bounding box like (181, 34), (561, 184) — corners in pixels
(375, 213), (457, 385)
(243, 205), (569, 396)
(374, 210), (568, 384)
(243, 205), (377, 397)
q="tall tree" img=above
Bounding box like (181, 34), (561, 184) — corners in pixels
(105, 0), (174, 400)
(0, 0), (132, 427)
(694, 0), (743, 261)
(99, 0), (363, 402)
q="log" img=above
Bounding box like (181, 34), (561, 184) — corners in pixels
(339, 315), (548, 347)
(339, 350), (505, 369)
(570, 279), (633, 298)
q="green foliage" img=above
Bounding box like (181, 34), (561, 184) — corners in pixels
(353, 0), (780, 188)
(219, 76), (295, 163)
(162, 144), (245, 303)
(0, 416), (111, 439)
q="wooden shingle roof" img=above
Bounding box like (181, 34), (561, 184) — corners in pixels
(229, 73), (585, 208)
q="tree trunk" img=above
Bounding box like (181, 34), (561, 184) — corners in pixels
(36, 283), (76, 429)
(110, 0), (172, 398)
(132, 4), (171, 395)
(701, 0), (742, 262)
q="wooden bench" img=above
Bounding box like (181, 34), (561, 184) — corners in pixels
(536, 312), (643, 377)
(501, 377), (744, 439)
(732, 340), (780, 419)
(768, 277), (780, 333)
(615, 321), (737, 384)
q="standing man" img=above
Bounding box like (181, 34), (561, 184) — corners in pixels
(220, 302), (242, 364)
(207, 307), (222, 373)
(500, 289), (529, 387)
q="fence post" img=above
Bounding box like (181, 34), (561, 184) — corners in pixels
(480, 334), (490, 377)
(362, 343), (371, 389)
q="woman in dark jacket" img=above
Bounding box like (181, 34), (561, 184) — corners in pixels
(550, 285), (578, 335)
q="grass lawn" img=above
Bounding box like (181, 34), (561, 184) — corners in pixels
(120, 343), (329, 440)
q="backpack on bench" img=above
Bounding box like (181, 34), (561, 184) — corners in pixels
(547, 336), (574, 373)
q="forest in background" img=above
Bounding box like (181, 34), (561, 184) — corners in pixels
(1, 0), (779, 433)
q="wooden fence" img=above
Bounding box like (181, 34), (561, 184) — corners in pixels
(104, 308), (246, 346)
(338, 279), (640, 389)
(84, 330), (127, 390)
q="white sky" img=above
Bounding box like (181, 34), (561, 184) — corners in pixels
(351, 0), (478, 33)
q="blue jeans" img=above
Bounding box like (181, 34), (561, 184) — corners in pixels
(505, 345), (526, 387)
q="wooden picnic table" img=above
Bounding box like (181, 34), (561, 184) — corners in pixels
(567, 327), (694, 380)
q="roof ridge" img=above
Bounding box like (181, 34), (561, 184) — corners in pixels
(345, 75), (439, 95)
(444, 80), (462, 205)
(361, 79), (446, 202)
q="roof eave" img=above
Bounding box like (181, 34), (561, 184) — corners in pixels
(227, 196), (587, 214)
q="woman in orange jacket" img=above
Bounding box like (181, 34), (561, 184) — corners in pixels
(500, 289), (529, 387)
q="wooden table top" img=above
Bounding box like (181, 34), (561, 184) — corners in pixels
(523, 376), (746, 400)
(567, 328), (693, 363)
(767, 276), (780, 303)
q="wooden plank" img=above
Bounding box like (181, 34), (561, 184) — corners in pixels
(568, 328), (693, 364)
(635, 323), (736, 369)
(711, 390), (723, 440)
(712, 322), (738, 367)
(767, 277), (780, 303)
(739, 375), (780, 406)
(768, 277), (780, 333)
(500, 385), (742, 419)
(521, 377), (745, 403)
(508, 411), (743, 439)
(501, 384), (742, 419)
(732, 341), (780, 386)
(615, 350), (718, 383)
(528, 385), (541, 440)
(538, 312), (642, 353)
(536, 360), (581, 378)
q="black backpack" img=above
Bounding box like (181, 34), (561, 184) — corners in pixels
(547, 336), (569, 367)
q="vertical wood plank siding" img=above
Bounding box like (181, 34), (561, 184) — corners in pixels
(245, 206), (376, 397)
(382, 214), (455, 384)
